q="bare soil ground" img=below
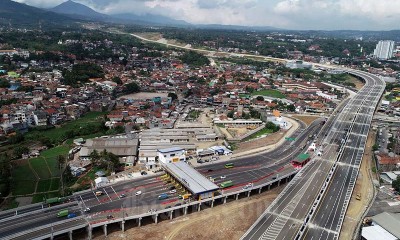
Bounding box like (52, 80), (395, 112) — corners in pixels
(237, 131), (285, 151)
(339, 130), (376, 240)
(292, 115), (320, 126)
(93, 185), (284, 240)
(134, 32), (162, 41)
(347, 75), (365, 90)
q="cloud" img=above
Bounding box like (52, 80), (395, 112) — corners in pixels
(14, 0), (400, 30)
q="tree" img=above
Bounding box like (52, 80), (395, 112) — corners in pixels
(392, 176), (400, 192)
(124, 82), (140, 94)
(89, 150), (100, 166)
(112, 76), (122, 85)
(57, 155), (66, 170)
(168, 92), (178, 101)
(13, 146), (29, 158)
(256, 96), (264, 101)
(287, 104), (296, 112)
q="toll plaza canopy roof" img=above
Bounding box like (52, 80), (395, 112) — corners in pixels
(294, 153), (310, 163)
(163, 161), (219, 195)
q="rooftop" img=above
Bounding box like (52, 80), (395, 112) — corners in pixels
(372, 212), (400, 238)
(163, 161), (219, 195)
(157, 147), (185, 153)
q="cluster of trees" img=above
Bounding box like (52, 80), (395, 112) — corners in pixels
(89, 150), (120, 173)
(265, 121), (281, 132)
(62, 62), (104, 86)
(179, 51), (210, 67)
(0, 153), (11, 199)
(392, 176), (400, 193)
(123, 82), (141, 94)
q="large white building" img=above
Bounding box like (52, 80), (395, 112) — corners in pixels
(373, 40), (395, 60)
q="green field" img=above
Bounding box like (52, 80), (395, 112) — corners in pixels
(251, 89), (286, 99)
(12, 145), (70, 196)
(30, 157), (52, 179)
(12, 180), (36, 195)
(37, 179), (52, 192)
(244, 128), (275, 141)
(26, 112), (106, 142)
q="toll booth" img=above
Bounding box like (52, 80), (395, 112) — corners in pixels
(162, 161), (219, 200)
(291, 153), (310, 169)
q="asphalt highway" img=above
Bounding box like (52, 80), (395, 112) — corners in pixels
(241, 70), (385, 240)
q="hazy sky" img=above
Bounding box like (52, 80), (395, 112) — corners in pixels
(15, 0), (400, 30)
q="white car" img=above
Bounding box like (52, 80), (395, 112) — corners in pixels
(220, 175), (226, 179)
(135, 191), (142, 196)
(169, 189), (177, 194)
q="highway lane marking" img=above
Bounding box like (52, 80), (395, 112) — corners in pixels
(103, 188), (113, 201)
(110, 186), (119, 200)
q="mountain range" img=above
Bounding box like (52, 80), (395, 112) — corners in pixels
(0, 0), (278, 30)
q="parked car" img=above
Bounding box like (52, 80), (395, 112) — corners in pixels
(141, 171), (147, 175)
(120, 194), (126, 198)
(84, 208), (91, 213)
(135, 191), (142, 196)
(67, 213), (77, 219)
(169, 189), (177, 194)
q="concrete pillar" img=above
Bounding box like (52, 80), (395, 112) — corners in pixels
(50, 235), (53, 240)
(170, 211), (173, 220)
(258, 187), (262, 194)
(155, 214), (158, 224)
(236, 194), (239, 200)
(223, 197), (227, 204)
(121, 220), (125, 232)
(247, 190), (251, 198)
(211, 200), (214, 208)
(103, 224), (108, 237)
(68, 231), (73, 240)
(87, 225), (92, 240)
(138, 217), (142, 227)
(268, 184), (271, 190)
(184, 206), (188, 215)
(278, 180), (280, 186)
(197, 203), (201, 212)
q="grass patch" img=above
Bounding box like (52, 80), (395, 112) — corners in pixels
(26, 111), (106, 142)
(244, 128), (275, 141)
(49, 178), (60, 191)
(30, 157), (51, 179)
(37, 179), (52, 192)
(12, 161), (36, 181)
(11, 161), (37, 195)
(251, 89), (286, 99)
(41, 145), (70, 177)
(12, 180), (36, 195)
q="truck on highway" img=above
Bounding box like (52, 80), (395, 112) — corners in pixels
(220, 180), (234, 189)
(57, 209), (69, 218)
(44, 197), (65, 205)
(158, 193), (169, 200)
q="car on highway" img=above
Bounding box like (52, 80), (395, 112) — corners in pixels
(67, 213), (77, 219)
(84, 208), (91, 213)
(120, 194), (126, 198)
(158, 193), (169, 200)
(220, 175), (226, 179)
(169, 189), (177, 194)
(95, 191), (103, 196)
(135, 191), (142, 196)
(106, 215), (114, 219)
